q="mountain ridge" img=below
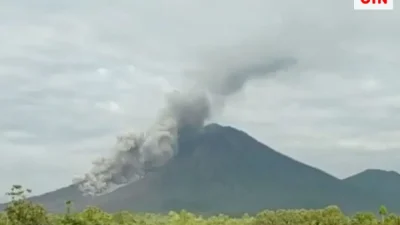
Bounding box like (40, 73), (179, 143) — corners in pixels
(343, 168), (400, 210)
(1, 123), (399, 214)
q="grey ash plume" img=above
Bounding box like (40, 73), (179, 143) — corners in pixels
(74, 46), (297, 196)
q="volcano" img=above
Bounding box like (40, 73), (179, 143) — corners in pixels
(1, 124), (397, 214)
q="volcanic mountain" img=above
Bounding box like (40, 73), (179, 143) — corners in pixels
(1, 124), (397, 214)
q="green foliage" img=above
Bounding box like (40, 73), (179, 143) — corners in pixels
(2, 185), (400, 225)
(3, 184), (49, 225)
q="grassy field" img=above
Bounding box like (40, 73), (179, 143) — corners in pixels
(1, 185), (398, 225)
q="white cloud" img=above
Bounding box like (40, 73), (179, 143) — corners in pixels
(0, 0), (399, 201)
(95, 101), (122, 113)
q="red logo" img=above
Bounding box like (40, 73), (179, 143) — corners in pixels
(360, 0), (388, 4)
(355, 0), (393, 10)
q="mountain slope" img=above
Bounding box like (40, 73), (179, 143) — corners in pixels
(343, 169), (400, 210)
(0, 124), (393, 214)
(89, 123), (382, 214)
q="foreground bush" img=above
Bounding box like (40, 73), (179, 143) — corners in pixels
(1, 185), (400, 225)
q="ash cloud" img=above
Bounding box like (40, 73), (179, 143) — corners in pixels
(203, 58), (297, 95)
(74, 47), (297, 196)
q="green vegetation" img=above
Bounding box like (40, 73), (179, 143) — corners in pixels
(1, 185), (400, 225)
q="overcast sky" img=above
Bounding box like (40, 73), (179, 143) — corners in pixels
(0, 0), (399, 202)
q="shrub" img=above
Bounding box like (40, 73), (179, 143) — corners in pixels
(0, 185), (399, 225)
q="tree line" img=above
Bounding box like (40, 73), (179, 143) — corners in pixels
(0, 185), (399, 225)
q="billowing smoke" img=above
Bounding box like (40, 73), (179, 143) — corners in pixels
(74, 56), (297, 196)
(73, 90), (211, 196)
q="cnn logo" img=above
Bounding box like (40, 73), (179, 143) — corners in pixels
(354, 0), (394, 10)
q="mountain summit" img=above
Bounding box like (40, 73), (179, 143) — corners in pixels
(1, 124), (398, 214)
